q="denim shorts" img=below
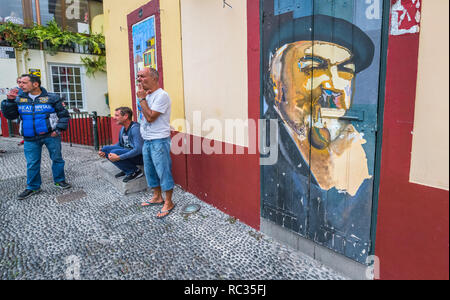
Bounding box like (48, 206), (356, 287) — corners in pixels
(142, 137), (174, 192)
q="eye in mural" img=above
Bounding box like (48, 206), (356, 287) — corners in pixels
(132, 16), (158, 124)
(261, 0), (384, 263)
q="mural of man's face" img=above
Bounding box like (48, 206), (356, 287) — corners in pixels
(271, 41), (356, 150)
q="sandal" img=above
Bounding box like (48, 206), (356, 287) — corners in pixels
(156, 204), (176, 219)
(141, 200), (164, 207)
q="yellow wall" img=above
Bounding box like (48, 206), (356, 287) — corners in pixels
(103, 0), (185, 128)
(410, 0), (449, 190)
(180, 0), (249, 146)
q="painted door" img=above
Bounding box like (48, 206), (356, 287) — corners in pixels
(261, 0), (384, 264)
(127, 0), (163, 123)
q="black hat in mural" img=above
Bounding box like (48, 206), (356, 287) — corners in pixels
(268, 0), (375, 73)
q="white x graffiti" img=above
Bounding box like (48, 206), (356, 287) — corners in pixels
(390, 0), (421, 35)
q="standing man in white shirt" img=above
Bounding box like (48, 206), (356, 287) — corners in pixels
(136, 68), (175, 219)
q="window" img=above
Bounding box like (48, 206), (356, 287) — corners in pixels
(39, 0), (91, 33)
(0, 0), (34, 26)
(1, 1), (103, 34)
(50, 64), (85, 110)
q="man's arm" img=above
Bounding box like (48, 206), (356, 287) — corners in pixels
(1, 99), (19, 120)
(52, 95), (70, 132)
(139, 98), (162, 123)
(118, 125), (144, 161)
(1, 89), (20, 120)
(137, 85), (163, 123)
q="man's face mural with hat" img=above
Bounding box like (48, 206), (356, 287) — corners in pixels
(267, 0), (376, 196)
(261, 0), (384, 263)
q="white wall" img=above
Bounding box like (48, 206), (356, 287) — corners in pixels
(180, 0), (249, 146)
(0, 56), (19, 94)
(15, 50), (110, 116)
(410, 0), (449, 190)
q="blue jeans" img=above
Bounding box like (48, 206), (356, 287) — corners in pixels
(101, 145), (143, 176)
(24, 136), (66, 190)
(142, 138), (174, 192)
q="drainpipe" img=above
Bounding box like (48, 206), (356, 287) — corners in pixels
(35, 0), (47, 87)
(35, 0), (42, 25)
(21, 51), (27, 75)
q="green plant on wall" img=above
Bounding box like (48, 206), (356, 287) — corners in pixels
(81, 56), (106, 78)
(0, 22), (34, 51)
(0, 20), (106, 75)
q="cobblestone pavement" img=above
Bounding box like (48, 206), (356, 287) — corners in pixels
(0, 138), (348, 280)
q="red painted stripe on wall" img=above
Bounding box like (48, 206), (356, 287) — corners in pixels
(0, 113), (9, 138)
(184, 134), (260, 229)
(376, 22), (449, 280)
(170, 0), (261, 230)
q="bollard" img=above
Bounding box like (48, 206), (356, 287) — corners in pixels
(7, 120), (14, 137)
(92, 111), (99, 151)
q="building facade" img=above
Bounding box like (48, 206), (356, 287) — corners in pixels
(0, 0), (109, 116)
(103, 0), (448, 280)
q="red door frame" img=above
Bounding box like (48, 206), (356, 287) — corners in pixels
(127, 0), (164, 122)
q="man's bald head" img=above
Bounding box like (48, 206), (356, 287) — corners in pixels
(137, 67), (160, 93)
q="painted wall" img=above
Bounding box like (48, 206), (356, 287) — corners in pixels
(176, 0), (260, 229)
(410, 0), (449, 191)
(376, 0), (449, 280)
(180, 0), (249, 147)
(0, 57), (19, 90)
(103, 0), (150, 113)
(103, 0), (185, 129)
(14, 50), (109, 116)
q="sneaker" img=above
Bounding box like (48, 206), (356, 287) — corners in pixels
(55, 181), (72, 190)
(115, 171), (126, 178)
(18, 189), (41, 200)
(123, 169), (143, 183)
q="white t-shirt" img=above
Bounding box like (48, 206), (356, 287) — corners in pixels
(29, 93), (39, 101)
(140, 88), (172, 141)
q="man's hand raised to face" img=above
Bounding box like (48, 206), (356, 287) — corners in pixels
(137, 83), (148, 100)
(6, 88), (19, 100)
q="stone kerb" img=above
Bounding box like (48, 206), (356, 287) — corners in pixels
(95, 160), (148, 195)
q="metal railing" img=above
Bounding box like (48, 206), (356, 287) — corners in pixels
(6, 112), (112, 151)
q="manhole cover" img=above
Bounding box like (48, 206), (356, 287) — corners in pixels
(181, 204), (201, 215)
(56, 190), (87, 204)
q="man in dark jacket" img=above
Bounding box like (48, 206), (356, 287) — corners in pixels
(98, 107), (144, 183)
(1, 74), (71, 200)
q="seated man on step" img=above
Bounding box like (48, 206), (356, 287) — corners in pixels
(99, 107), (144, 183)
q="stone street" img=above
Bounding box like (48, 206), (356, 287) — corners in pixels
(0, 137), (347, 280)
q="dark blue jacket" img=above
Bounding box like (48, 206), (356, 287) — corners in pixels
(1, 88), (70, 141)
(114, 122), (144, 161)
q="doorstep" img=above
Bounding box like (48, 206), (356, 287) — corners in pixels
(95, 160), (148, 195)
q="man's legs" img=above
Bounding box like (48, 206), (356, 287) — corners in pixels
(24, 139), (43, 191)
(43, 136), (67, 184)
(142, 141), (164, 205)
(102, 145), (141, 176)
(150, 138), (175, 217)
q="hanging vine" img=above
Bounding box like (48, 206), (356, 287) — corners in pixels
(0, 20), (106, 76)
